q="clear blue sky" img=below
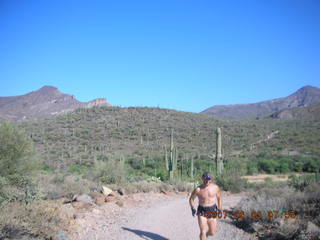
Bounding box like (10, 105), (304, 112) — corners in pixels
(1, 0), (319, 112)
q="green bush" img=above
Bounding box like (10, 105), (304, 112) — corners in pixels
(215, 172), (248, 193)
(0, 123), (38, 183)
(257, 159), (279, 174)
(288, 173), (320, 191)
(0, 123), (39, 205)
(89, 158), (126, 184)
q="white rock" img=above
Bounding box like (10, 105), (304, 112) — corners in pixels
(102, 186), (113, 196)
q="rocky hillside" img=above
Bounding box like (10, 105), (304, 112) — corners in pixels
(270, 104), (320, 119)
(19, 106), (320, 170)
(0, 86), (109, 121)
(202, 86), (320, 120)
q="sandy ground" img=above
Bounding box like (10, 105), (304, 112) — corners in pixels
(69, 192), (257, 240)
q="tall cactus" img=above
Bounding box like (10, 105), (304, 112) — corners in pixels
(190, 156), (194, 179)
(165, 145), (169, 170)
(165, 128), (177, 181)
(215, 127), (223, 175)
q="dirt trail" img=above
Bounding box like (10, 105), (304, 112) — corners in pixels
(69, 193), (256, 240)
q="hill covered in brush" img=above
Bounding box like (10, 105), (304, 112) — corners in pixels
(19, 106), (320, 174)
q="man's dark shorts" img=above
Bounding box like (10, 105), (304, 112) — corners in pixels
(197, 204), (219, 218)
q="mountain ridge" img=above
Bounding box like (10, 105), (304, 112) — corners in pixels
(0, 85), (109, 121)
(201, 85), (320, 119)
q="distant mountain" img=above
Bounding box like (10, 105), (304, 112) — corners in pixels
(0, 86), (109, 121)
(270, 104), (320, 119)
(201, 86), (320, 120)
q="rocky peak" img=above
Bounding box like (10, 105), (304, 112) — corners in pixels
(0, 86), (110, 121)
(202, 85), (320, 119)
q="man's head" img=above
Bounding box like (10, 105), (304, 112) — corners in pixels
(202, 172), (212, 185)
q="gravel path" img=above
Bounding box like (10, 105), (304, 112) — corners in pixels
(69, 193), (257, 240)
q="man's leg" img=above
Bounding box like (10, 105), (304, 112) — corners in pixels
(207, 218), (217, 237)
(197, 215), (208, 240)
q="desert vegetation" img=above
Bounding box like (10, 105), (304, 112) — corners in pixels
(0, 106), (319, 239)
(232, 179), (320, 239)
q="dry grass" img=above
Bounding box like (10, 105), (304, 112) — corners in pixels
(120, 181), (193, 194)
(39, 174), (96, 199)
(242, 173), (311, 183)
(233, 184), (320, 239)
(0, 200), (70, 240)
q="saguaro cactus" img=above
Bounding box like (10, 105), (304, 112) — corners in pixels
(215, 127), (223, 175)
(190, 156), (194, 179)
(165, 128), (177, 181)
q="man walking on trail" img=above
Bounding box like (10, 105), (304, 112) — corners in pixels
(189, 173), (222, 240)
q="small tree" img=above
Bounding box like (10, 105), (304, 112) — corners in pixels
(0, 123), (38, 185)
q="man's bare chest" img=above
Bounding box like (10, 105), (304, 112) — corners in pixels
(197, 187), (217, 199)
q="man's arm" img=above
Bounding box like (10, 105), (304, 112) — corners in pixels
(216, 186), (222, 210)
(189, 187), (198, 209)
(189, 187), (198, 217)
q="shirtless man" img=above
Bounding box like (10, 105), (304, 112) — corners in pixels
(189, 173), (222, 240)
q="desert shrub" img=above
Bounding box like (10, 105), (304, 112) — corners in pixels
(39, 174), (95, 199)
(158, 182), (175, 192)
(0, 123), (39, 205)
(123, 181), (178, 194)
(257, 159), (279, 174)
(0, 200), (68, 240)
(264, 177), (273, 184)
(246, 162), (258, 175)
(0, 179), (41, 205)
(124, 181), (161, 193)
(42, 164), (55, 173)
(88, 159), (126, 184)
(215, 171), (248, 193)
(301, 183), (320, 226)
(288, 173), (320, 191)
(225, 158), (248, 176)
(302, 158), (320, 172)
(252, 155), (320, 174)
(247, 180), (288, 191)
(144, 176), (162, 182)
(172, 181), (194, 192)
(155, 168), (168, 181)
(68, 163), (88, 175)
(233, 185), (320, 239)
(0, 123), (38, 183)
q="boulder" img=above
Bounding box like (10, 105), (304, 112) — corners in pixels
(102, 186), (113, 196)
(74, 194), (94, 204)
(117, 188), (125, 196)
